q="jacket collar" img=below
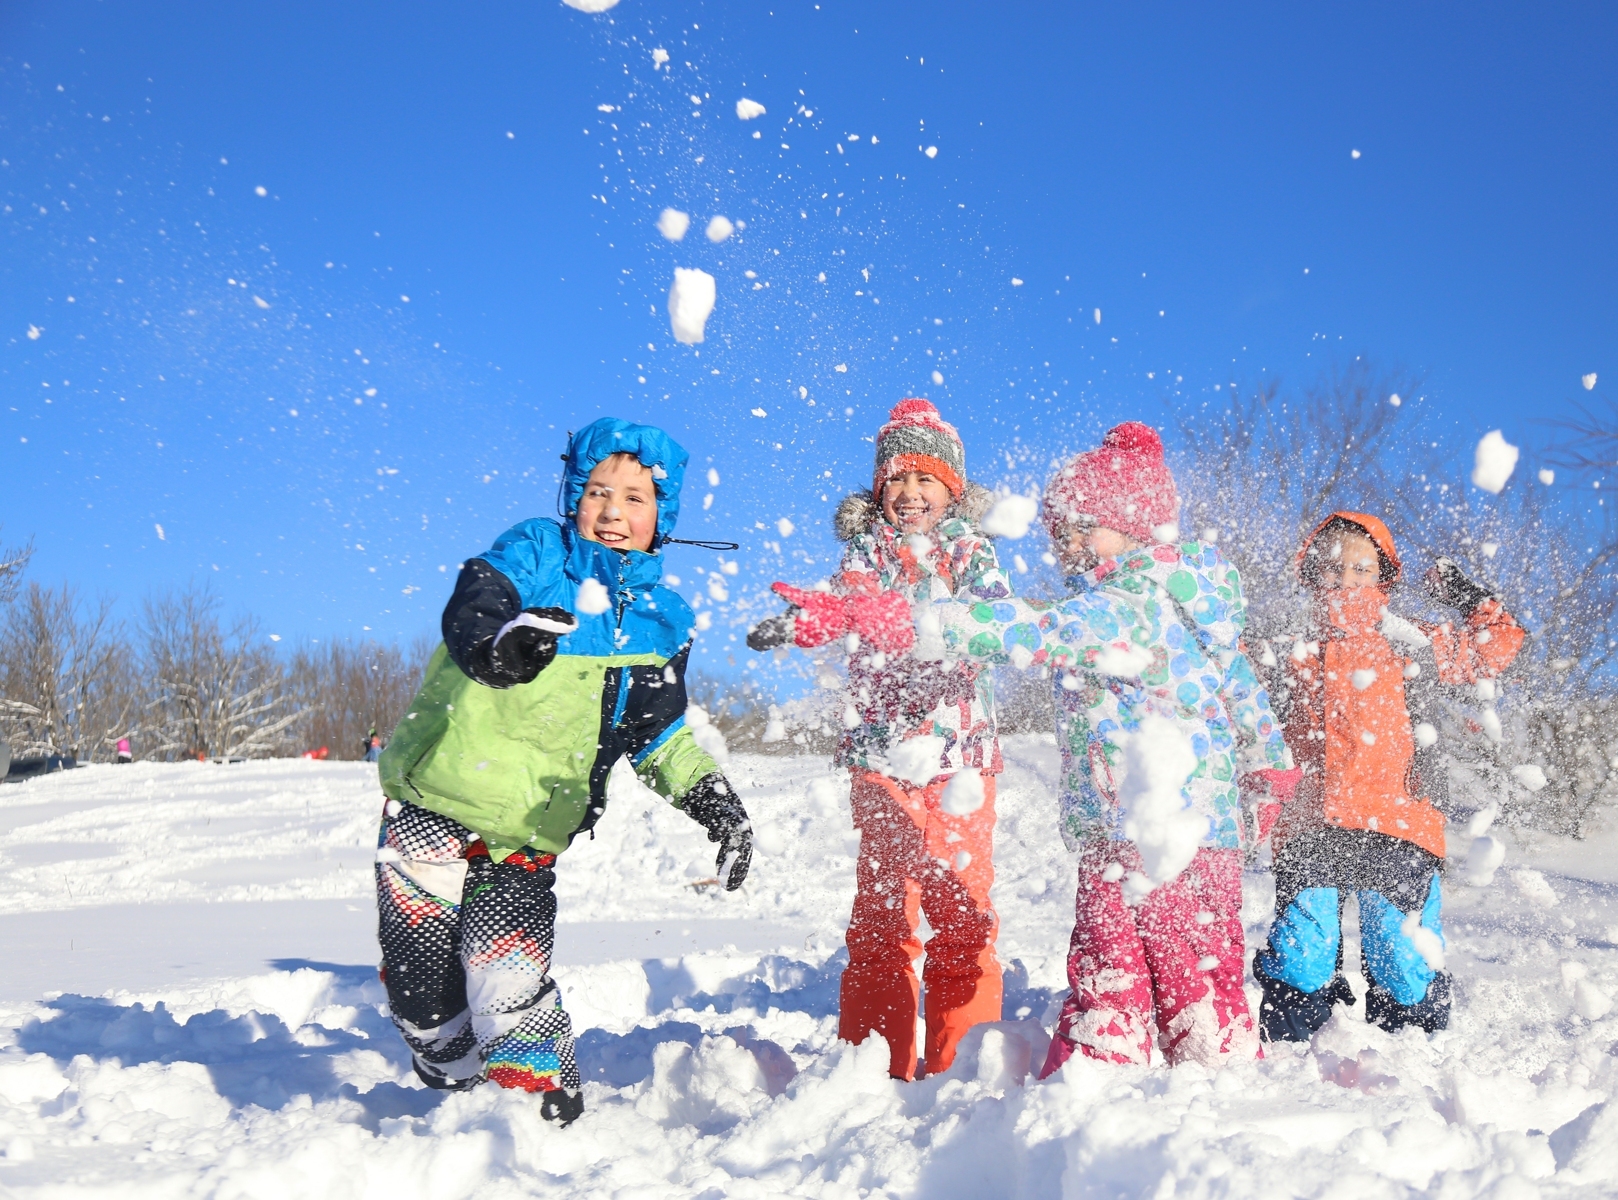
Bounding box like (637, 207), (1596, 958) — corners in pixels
(560, 521), (664, 593)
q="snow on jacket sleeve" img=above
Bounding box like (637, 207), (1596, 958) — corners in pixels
(1211, 645), (1289, 774)
(1422, 597), (1525, 685)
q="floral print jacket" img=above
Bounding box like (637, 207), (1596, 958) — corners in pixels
(924, 541), (1288, 849)
(834, 514), (1014, 778)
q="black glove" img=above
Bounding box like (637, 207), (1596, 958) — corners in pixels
(746, 611), (798, 651)
(483, 607), (577, 687)
(682, 773), (752, 890)
(1424, 558), (1494, 616)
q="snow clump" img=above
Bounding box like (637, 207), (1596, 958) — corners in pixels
(562, 0), (619, 9)
(982, 494), (1038, 539)
(1583, 373), (1598, 391)
(735, 98), (766, 120)
(684, 704), (730, 764)
(657, 208), (690, 241)
(887, 736), (946, 786)
(705, 215), (734, 243)
(1512, 764), (1548, 792)
(939, 770), (986, 815)
(1116, 715), (1202, 887)
(668, 268), (716, 345)
(575, 578), (611, 616)
(1471, 430), (1519, 494)
(651, 47), (669, 68)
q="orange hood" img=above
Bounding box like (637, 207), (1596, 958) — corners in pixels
(1296, 511), (1402, 587)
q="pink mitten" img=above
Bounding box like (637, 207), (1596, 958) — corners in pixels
(772, 583), (851, 648)
(847, 591), (915, 655)
(1249, 766), (1302, 805)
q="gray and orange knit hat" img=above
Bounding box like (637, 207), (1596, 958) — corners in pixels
(872, 398), (966, 499)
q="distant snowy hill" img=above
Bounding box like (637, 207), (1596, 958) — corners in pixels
(1, 745), (1615, 1195)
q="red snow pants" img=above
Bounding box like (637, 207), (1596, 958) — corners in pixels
(1040, 843), (1257, 1075)
(839, 769), (1002, 1080)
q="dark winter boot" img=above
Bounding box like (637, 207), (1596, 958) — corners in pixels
(1254, 960), (1356, 1043)
(412, 1059), (482, 1092)
(1365, 971), (1450, 1034)
(540, 1087), (585, 1127)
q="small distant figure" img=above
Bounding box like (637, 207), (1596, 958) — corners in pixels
(302, 745), (330, 760)
(364, 728), (382, 763)
(116, 737), (133, 764)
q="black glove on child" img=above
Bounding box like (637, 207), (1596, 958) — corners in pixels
(484, 607), (578, 687)
(1424, 558), (1494, 616)
(682, 773), (753, 890)
(745, 611), (798, 651)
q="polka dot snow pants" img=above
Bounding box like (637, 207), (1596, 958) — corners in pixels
(375, 800), (580, 1094)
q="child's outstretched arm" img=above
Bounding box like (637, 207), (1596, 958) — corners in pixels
(441, 559), (577, 688)
(1420, 558), (1527, 683)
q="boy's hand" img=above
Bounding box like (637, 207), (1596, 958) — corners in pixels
(746, 612), (797, 651)
(1424, 558), (1495, 616)
(772, 583), (851, 648)
(486, 607), (578, 686)
(682, 773), (752, 890)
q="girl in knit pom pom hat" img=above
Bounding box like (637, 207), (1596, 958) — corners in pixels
(916, 422), (1293, 1073)
(748, 398), (1014, 1081)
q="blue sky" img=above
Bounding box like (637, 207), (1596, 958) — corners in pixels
(2, 0), (1614, 681)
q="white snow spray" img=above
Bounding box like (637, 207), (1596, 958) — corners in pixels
(1116, 715), (1202, 889)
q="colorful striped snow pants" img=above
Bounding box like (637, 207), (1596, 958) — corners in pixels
(375, 800), (580, 1093)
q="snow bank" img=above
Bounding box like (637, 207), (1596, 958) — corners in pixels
(4, 745), (1618, 1195)
(667, 268), (716, 345)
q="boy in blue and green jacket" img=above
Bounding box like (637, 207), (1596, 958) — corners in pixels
(375, 418), (751, 1126)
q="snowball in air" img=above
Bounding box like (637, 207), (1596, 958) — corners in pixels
(735, 98), (766, 120)
(26, 325), (41, 340)
(668, 268), (716, 345)
(1010, 277), (1024, 287)
(657, 208), (690, 241)
(705, 215), (734, 242)
(1512, 763), (1548, 793)
(1093, 308), (1102, 325)
(1539, 469), (1555, 485)
(888, 736), (945, 786)
(575, 578), (611, 615)
(1471, 430), (1519, 494)
(982, 494), (1038, 539)
(940, 771), (986, 815)
(931, 370), (944, 385)
(924, 146), (938, 158)
(651, 47), (669, 67)
(562, 0), (619, 10)
(776, 517), (794, 537)
(1583, 373), (1598, 391)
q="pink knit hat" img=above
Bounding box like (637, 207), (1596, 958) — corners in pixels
(872, 398), (966, 499)
(1042, 422), (1179, 543)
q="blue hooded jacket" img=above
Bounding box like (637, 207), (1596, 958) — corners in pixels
(378, 418), (717, 859)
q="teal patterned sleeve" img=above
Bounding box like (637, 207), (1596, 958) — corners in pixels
(924, 589), (1168, 681)
(1214, 645), (1289, 771)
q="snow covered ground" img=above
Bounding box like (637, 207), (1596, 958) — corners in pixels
(1, 738), (1616, 1197)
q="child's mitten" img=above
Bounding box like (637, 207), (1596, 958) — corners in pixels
(1424, 558), (1495, 616)
(1243, 766), (1303, 841)
(847, 591), (916, 655)
(771, 583), (851, 647)
(484, 607), (578, 687)
(746, 612), (797, 651)
(681, 773), (753, 890)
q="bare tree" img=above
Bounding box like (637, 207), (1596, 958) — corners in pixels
(0, 529), (32, 607)
(0, 582), (138, 761)
(141, 585), (306, 759)
(290, 636), (434, 759)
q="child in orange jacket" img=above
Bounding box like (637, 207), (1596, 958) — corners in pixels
(1255, 512), (1523, 1039)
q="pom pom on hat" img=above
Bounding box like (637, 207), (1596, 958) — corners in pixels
(1043, 421), (1179, 543)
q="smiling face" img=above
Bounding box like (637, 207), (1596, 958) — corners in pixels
(1310, 529), (1383, 591)
(575, 452), (658, 553)
(879, 470), (954, 535)
(1057, 522), (1141, 575)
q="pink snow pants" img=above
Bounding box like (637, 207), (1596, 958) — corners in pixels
(1040, 844), (1258, 1075)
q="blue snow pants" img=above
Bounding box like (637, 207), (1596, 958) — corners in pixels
(1255, 826), (1449, 1040)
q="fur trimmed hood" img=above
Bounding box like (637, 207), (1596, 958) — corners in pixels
(833, 481), (997, 543)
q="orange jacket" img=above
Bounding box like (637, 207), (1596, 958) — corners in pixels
(1273, 513), (1524, 859)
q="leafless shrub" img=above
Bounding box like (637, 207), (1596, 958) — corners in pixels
(140, 585), (306, 759)
(290, 637), (434, 759)
(0, 529), (31, 607)
(0, 582), (137, 761)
